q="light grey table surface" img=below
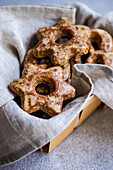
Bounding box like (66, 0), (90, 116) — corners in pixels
(0, 1), (113, 170)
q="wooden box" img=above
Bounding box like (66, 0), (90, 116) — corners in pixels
(41, 95), (101, 153)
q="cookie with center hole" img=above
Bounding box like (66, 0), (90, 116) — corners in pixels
(9, 64), (76, 116)
(73, 29), (113, 68)
(23, 48), (71, 81)
(33, 17), (91, 66)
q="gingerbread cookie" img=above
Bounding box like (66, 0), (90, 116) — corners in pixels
(84, 29), (113, 68)
(9, 64), (76, 116)
(33, 17), (91, 66)
(86, 51), (113, 68)
(23, 48), (71, 81)
(23, 48), (52, 69)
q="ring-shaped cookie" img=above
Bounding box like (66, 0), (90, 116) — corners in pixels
(72, 29), (113, 68)
(85, 29), (113, 68)
(86, 51), (113, 68)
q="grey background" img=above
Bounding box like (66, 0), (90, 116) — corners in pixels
(0, 0), (113, 14)
(0, 1), (113, 170)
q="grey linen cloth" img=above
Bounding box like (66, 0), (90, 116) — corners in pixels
(0, 3), (113, 166)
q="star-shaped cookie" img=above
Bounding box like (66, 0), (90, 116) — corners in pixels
(33, 17), (91, 66)
(23, 48), (71, 81)
(9, 64), (76, 116)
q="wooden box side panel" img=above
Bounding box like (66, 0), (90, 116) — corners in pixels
(41, 115), (79, 153)
(77, 95), (101, 127)
(41, 95), (101, 153)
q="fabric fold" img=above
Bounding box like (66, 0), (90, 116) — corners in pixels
(67, 2), (101, 26)
(74, 64), (113, 109)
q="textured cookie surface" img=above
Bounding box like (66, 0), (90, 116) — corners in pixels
(72, 28), (113, 68)
(23, 48), (52, 69)
(9, 64), (76, 116)
(85, 29), (113, 68)
(23, 48), (71, 81)
(33, 17), (91, 66)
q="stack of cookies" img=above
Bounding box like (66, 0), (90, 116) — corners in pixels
(9, 17), (113, 117)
